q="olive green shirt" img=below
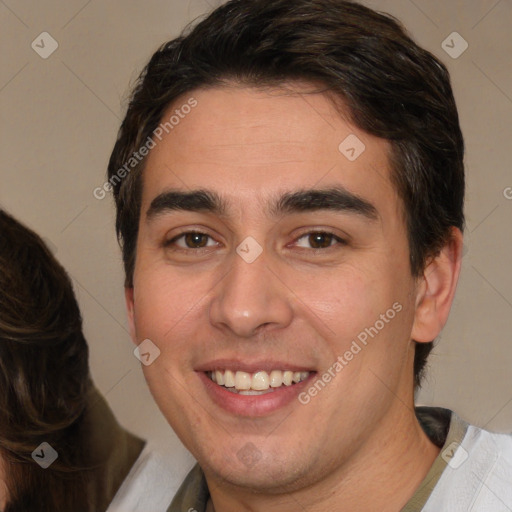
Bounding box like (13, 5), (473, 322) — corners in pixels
(84, 384), (145, 511)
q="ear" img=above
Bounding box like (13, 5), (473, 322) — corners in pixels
(411, 227), (463, 343)
(125, 287), (138, 345)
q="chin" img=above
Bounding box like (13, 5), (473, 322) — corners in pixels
(197, 442), (318, 494)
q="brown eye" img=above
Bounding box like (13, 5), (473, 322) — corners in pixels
(165, 231), (216, 250)
(295, 231), (346, 250)
(182, 232), (209, 248)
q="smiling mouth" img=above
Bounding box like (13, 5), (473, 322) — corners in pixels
(207, 369), (311, 395)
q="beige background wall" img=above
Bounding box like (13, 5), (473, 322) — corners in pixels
(1, 0), (511, 452)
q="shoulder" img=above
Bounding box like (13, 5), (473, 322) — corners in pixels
(106, 440), (196, 512)
(426, 420), (512, 511)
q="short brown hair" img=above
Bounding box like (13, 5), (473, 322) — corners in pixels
(107, 0), (465, 387)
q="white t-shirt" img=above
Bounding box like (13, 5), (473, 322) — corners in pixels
(420, 423), (512, 511)
(106, 442), (195, 512)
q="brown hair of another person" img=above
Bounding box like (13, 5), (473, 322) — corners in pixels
(0, 209), (93, 511)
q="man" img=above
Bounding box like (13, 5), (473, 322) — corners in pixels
(106, 1), (512, 510)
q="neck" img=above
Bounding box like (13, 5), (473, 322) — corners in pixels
(205, 405), (440, 512)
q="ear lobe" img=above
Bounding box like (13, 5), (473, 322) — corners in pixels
(125, 287), (138, 345)
(411, 227), (464, 343)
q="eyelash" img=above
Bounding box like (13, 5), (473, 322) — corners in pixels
(164, 230), (347, 253)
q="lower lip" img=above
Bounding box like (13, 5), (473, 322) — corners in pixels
(198, 371), (316, 417)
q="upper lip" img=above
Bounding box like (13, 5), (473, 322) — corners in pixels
(195, 359), (315, 374)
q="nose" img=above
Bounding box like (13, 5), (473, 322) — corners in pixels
(209, 245), (294, 338)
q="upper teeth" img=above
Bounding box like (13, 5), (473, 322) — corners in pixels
(209, 370), (310, 391)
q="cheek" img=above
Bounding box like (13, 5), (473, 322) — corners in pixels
(293, 266), (386, 337)
(133, 265), (204, 336)
(297, 263), (412, 377)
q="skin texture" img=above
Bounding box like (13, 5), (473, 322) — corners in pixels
(126, 84), (463, 512)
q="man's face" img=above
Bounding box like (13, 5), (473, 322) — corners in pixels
(127, 84), (422, 491)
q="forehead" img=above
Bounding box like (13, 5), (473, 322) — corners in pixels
(141, 84), (400, 224)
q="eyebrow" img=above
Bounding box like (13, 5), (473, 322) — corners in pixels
(146, 186), (379, 223)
